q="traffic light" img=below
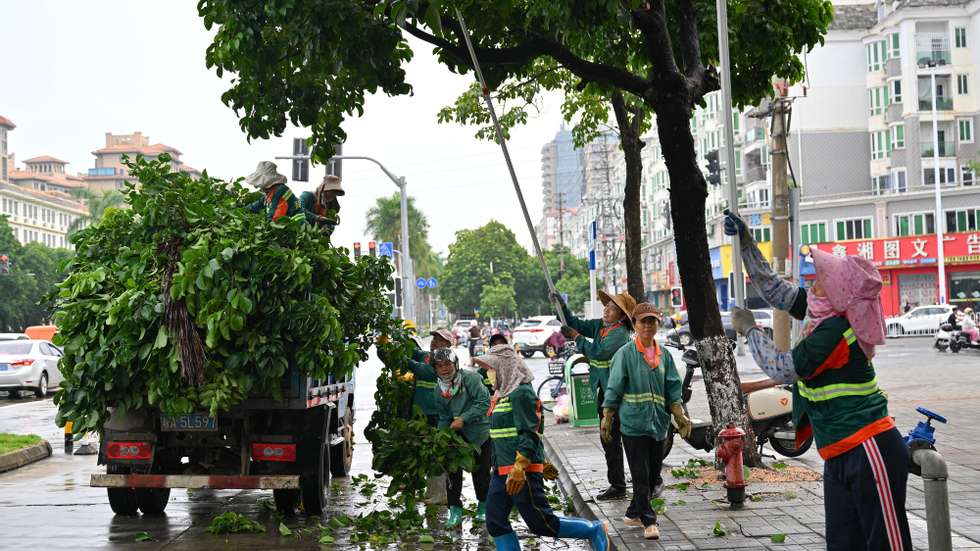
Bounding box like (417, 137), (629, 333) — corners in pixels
(326, 143), (343, 179)
(705, 149), (721, 186)
(291, 138), (309, 182)
(353, 242), (361, 260)
(368, 241), (377, 257)
(670, 287), (683, 308)
(0, 254), (9, 275)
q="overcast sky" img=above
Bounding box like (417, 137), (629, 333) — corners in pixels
(0, 1), (569, 262)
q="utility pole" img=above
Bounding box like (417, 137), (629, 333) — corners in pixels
(930, 70), (948, 305)
(770, 93), (792, 351)
(558, 192), (565, 279)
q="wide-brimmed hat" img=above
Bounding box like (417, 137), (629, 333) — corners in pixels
(245, 161), (287, 191)
(598, 290), (637, 325)
(430, 328), (454, 345)
(317, 174), (345, 196)
(632, 303), (662, 323)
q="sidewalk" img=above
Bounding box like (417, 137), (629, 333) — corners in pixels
(543, 418), (980, 551)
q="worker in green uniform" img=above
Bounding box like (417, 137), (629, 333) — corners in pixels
(725, 210), (911, 550)
(404, 328), (453, 425)
(432, 347), (491, 527)
(601, 303), (692, 541)
(244, 161), (302, 221)
(552, 290), (635, 500)
(474, 345), (609, 551)
(299, 174), (344, 238)
(472, 333), (508, 392)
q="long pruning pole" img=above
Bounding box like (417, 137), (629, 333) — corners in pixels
(452, 8), (567, 325)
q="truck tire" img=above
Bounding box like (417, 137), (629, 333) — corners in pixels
(330, 408), (354, 477)
(300, 412), (330, 516)
(136, 488), (170, 514)
(274, 488), (300, 514)
(106, 464), (138, 516)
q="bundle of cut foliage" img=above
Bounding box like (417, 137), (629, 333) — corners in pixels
(53, 155), (397, 435)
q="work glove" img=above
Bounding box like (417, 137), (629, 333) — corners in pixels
(450, 417), (464, 431)
(670, 402), (693, 439)
(600, 408), (616, 444)
(398, 371), (415, 383)
(506, 451), (531, 495)
(560, 325), (578, 340)
(723, 209), (750, 240)
(542, 462), (559, 481)
(549, 291), (566, 308)
(730, 306), (757, 336)
(376, 334), (390, 345)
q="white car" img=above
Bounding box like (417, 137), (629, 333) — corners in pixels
(512, 316), (561, 358)
(886, 305), (955, 338)
(0, 339), (64, 399)
(751, 309), (774, 338)
(0, 333), (29, 341)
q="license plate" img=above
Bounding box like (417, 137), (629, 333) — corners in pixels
(0, 364), (7, 372)
(160, 414), (217, 432)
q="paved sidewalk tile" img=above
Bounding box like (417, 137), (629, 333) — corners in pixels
(543, 418), (980, 551)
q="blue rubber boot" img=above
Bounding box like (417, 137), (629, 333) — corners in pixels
(493, 531), (521, 550)
(445, 505), (463, 528)
(475, 501), (487, 523)
(557, 518), (609, 551)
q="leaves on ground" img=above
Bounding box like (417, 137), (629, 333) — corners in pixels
(771, 533), (787, 543)
(418, 533), (435, 544)
(318, 534), (335, 544)
(650, 497), (666, 514)
(713, 521), (727, 537)
(134, 532), (155, 542)
(772, 461), (788, 470)
(278, 522), (293, 537)
(204, 512), (266, 535)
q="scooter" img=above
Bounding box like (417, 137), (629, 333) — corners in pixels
(663, 342), (814, 459)
(938, 322), (980, 353)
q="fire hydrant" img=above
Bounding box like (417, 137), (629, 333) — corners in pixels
(716, 423), (747, 508)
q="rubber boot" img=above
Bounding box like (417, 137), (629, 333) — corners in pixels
(445, 505), (463, 528)
(557, 518), (609, 551)
(475, 501), (487, 523)
(493, 531), (521, 550)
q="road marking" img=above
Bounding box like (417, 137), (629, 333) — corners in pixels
(0, 398), (52, 410)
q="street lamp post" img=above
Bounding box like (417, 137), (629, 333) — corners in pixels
(273, 153), (415, 321)
(929, 71), (948, 305)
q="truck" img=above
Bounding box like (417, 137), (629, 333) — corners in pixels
(89, 366), (355, 516)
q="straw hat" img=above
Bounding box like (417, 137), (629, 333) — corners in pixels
(245, 161), (287, 191)
(598, 290), (637, 326)
(317, 174), (345, 196)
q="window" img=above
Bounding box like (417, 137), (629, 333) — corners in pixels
(801, 222), (827, 245)
(923, 165), (957, 186)
(891, 79), (903, 104)
(869, 86), (889, 116)
(894, 213), (934, 236)
(963, 166), (975, 186)
(866, 40), (886, 71)
(893, 168), (908, 193)
(891, 124), (905, 149)
(734, 148), (742, 176)
(945, 208), (980, 232)
(751, 226), (771, 242)
(958, 74), (969, 95)
(872, 174), (891, 195)
(836, 218), (872, 240)
(871, 130), (890, 160)
(890, 32), (901, 58)
(761, 144), (770, 168)
(955, 27), (967, 48)
(959, 119), (974, 143)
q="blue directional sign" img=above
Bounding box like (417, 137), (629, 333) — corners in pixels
(427, 277), (438, 289)
(749, 214), (762, 227)
(416, 277), (428, 289)
(378, 241), (394, 257)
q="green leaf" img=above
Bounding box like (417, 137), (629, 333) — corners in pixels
(713, 521), (727, 537)
(278, 522), (292, 536)
(419, 534), (435, 544)
(772, 461), (788, 470)
(318, 535), (335, 544)
(771, 533), (786, 543)
(134, 532), (155, 542)
(153, 326), (168, 349)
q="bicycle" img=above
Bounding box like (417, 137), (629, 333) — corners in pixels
(536, 342), (577, 412)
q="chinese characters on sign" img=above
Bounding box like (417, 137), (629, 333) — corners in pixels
(812, 232), (980, 267)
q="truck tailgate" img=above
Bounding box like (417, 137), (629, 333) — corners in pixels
(91, 473), (300, 490)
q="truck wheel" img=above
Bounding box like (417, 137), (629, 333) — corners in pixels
(274, 488), (300, 514)
(106, 465), (138, 515)
(136, 488), (170, 515)
(520, 350), (535, 359)
(300, 413), (330, 516)
(330, 409), (354, 477)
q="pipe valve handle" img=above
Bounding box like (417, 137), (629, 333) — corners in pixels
(915, 406), (948, 425)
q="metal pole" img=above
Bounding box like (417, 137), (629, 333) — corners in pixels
(717, 0), (745, 354)
(913, 448), (953, 551)
(397, 177), (415, 321)
(930, 72), (948, 305)
(791, 123), (804, 343)
(589, 220), (598, 317)
(452, 8), (567, 326)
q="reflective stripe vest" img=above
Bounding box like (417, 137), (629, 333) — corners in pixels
(488, 384), (545, 470)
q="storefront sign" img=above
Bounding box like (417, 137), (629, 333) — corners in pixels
(709, 247), (723, 280)
(810, 232), (980, 269)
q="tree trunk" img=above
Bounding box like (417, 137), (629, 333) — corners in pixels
(654, 97), (763, 467)
(611, 93), (647, 304)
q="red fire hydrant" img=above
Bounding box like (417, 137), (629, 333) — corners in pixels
(716, 423), (747, 508)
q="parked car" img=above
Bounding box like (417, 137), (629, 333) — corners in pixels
(666, 312), (737, 347)
(885, 304), (955, 338)
(512, 316), (561, 358)
(0, 339), (64, 399)
(751, 309), (775, 338)
(0, 333), (29, 341)
(452, 319), (477, 346)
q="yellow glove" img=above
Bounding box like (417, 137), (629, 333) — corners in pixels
(506, 451), (530, 495)
(376, 334), (390, 345)
(398, 371), (415, 383)
(671, 402), (692, 439)
(542, 462), (559, 481)
(600, 408), (616, 444)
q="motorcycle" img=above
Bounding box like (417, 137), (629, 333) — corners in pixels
(663, 342), (813, 459)
(937, 322), (980, 353)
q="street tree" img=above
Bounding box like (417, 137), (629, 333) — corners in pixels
(0, 216), (73, 331)
(439, 220), (529, 316)
(199, 0), (833, 461)
(364, 191), (441, 279)
(68, 189), (124, 235)
(480, 282), (517, 320)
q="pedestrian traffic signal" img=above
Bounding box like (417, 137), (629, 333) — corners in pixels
(292, 138), (310, 182)
(368, 241), (377, 257)
(353, 242), (361, 260)
(705, 149), (721, 186)
(670, 287), (683, 308)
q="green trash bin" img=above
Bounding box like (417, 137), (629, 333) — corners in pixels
(565, 357), (598, 427)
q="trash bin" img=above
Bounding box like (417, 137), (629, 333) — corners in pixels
(564, 356), (598, 427)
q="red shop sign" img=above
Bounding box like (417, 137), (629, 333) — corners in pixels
(809, 232), (980, 269)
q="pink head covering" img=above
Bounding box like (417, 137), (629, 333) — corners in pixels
(810, 247), (886, 358)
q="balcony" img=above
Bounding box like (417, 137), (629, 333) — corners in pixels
(87, 167), (118, 177)
(921, 141), (955, 158)
(918, 97), (953, 111)
(916, 34), (951, 68)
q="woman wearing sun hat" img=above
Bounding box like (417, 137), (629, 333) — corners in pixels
(725, 210), (911, 550)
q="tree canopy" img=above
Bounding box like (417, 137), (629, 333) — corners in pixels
(364, 191), (441, 278)
(0, 216), (73, 331)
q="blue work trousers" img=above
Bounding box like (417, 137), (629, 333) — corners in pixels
(485, 472), (560, 538)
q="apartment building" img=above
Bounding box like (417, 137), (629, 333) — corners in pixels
(0, 115), (13, 183)
(85, 131), (200, 193)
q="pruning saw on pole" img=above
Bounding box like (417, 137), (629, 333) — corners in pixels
(451, 8), (568, 325)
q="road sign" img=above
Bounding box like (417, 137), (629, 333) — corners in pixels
(749, 213), (762, 227)
(292, 138), (309, 182)
(416, 277), (428, 289)
(427, 277), (437, 288)
(378, 242), (394, 257)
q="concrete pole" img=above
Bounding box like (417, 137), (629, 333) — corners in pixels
(716, 0), (745, 355)
(930, 72), (948, 305)
(914, 448), (953, 551)
(770, 99), (792, 351)
(398, 177), (414, 321)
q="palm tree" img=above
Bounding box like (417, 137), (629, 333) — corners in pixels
(364, 192), (442, 277)
(68, 189), (125, 234)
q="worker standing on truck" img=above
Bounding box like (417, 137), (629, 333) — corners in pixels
(432, 347), (492, 527)
(552, 290), (635, 501)
(475, 345), (609, 551)
(299, 174), (344, 238)
(245, 161), (302, 222)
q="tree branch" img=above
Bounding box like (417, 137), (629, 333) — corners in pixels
(677, 0), (704, 81)
(400, 22), (542, 67)
(532, 36), (651, 99)
(631, 1), (680, 82)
